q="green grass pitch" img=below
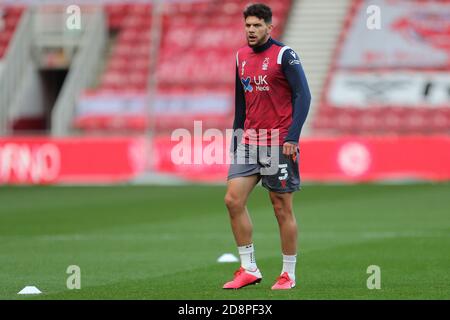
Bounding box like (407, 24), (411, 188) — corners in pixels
(1, 183), (449, 299)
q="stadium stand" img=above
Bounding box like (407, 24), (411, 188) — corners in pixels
(0, 4), (31, 135)
(101, 3), (152, 92)
(283, 0), (353, 136)
(312, 0), (450, 136)
(1, 0), (448, 137)
(73, 0), (292, 133)
(0, 6), (24, 59)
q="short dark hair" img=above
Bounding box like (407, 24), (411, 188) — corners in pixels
(243, 3), (272, 24)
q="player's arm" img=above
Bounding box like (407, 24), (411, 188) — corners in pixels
(231, 65), (246, 152)
(282, 49), (311, 155)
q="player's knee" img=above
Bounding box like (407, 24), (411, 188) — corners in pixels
(224, 193), (245, 213)
(274, 209), (294, 224)
(271, 200), (284, 215)
(271, 195), (293, 222)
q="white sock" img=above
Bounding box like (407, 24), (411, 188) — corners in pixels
(238, 243), (257, 271)
(282, 254), (297, 281)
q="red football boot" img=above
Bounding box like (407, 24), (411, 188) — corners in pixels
(271, 272), (296, 290)
(223, 267), (262, 289)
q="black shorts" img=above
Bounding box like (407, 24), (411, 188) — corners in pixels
(227, 143), (300, 193)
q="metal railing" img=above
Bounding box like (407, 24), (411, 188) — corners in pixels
(0, 9), (33, 136)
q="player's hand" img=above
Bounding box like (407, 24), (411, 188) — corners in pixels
(283, 142), (297, 156)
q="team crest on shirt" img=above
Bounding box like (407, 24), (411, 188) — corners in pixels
(290, 50), (296, 58)
(262, 57), (269, 70)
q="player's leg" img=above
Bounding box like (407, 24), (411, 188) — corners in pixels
(223, 175), (263, 289)
(269, 191), (298, 289)
(224, 175), (260, 246)
(261, 145), (300, 289)
(269, 191), (297, 256)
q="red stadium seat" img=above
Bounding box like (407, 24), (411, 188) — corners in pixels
(107, 57), (128, 72)
(4, 15), (21, 30)
(5, 6), (25, 17)
(122, 15), (152, 30)
(0, 30), (13, 45)
(127, 4), (152, 16)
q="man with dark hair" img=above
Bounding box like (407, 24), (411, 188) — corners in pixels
(223, 3), (311, 290)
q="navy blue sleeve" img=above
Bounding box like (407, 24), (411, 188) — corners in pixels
(233, 66), (246, 130)
(281, 49), (311, 144)
(231, 65), (246, 152)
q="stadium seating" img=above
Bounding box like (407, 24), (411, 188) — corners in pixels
(74, 0), (293, 133)
(0, 6), (25, 59)
(100, 3), (152, 93)
(312, 0), (450, 136)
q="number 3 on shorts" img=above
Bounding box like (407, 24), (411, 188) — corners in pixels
(278, 164), (288, 181)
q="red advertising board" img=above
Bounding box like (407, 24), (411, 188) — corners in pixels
(153, 135), (450, 182)
(0, 137), (147, 184)
(300, 136), (450, 182)
(1, 136), (449, 184)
